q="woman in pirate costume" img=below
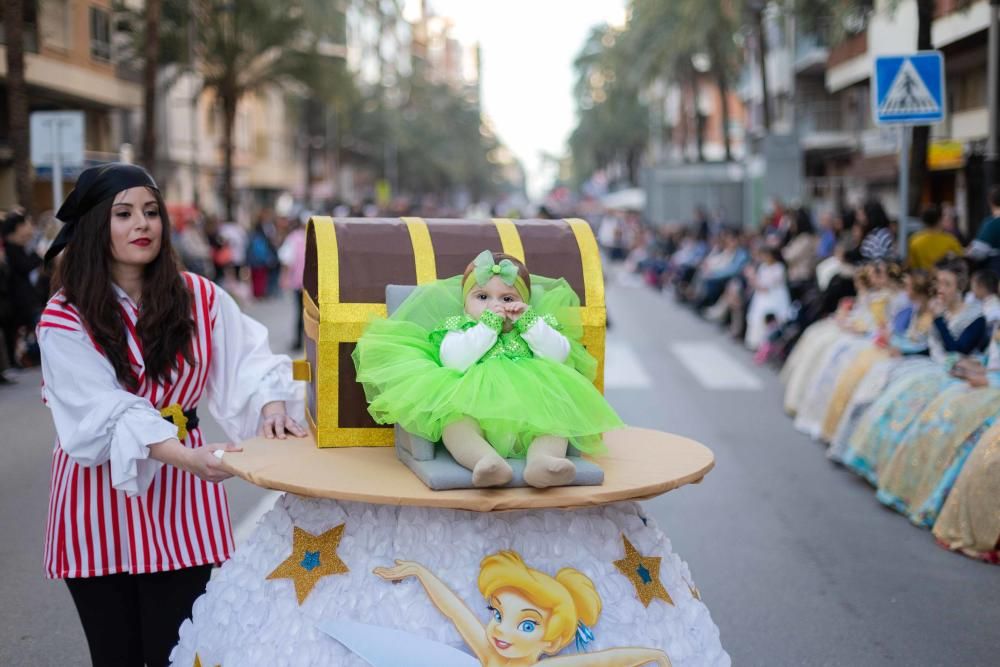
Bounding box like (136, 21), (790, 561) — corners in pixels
(38, 163), (304, 666)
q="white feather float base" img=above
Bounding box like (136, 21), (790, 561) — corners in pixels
(171, 494), (730, 667)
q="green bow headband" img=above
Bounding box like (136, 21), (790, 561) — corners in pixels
(463, 249), (530, 301)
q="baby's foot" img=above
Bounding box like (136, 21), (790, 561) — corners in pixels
(472, 454), (513, 487)
(524, 455), (576, 488)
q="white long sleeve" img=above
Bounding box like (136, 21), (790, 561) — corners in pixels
(520, 317), (570, 363)
(206, 287), (305, 442)
(39, 326), (178, 497)
(439, 322), (499, 372)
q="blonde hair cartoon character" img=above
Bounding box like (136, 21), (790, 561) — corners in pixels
(374, 551), (670, 667)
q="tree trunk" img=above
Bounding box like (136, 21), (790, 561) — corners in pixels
(711, 38), (733, 162)
(907, 0), (934, 218)
(303, 97), (317, 207)
(689, 67), (705, 162)
(221, 91), (238, 221)
(4, 0), (33, 211)
(754, 6), (772, 133)
(142, 0), (162, 178)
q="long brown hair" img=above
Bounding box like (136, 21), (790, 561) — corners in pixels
(53, 189), (195, 391)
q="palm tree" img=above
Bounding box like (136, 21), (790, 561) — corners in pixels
(4, 0), (32, 209)
(745, 0), (772, 132)
(192, 0), (317, 219)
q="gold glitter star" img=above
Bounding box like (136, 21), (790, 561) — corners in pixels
(193, 655), (219, 667)
(267, 524), (349, 605)
(613, 534), (674, 607)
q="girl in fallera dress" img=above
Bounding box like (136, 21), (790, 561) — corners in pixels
(826, 270), (935, 462)
(933, 420), (1000, 562)
(843, 259), (986, 485)
(783, 263), (889, 417)
(353, 250), (623, 488)
(875, 319), (1000, 527)
(792, 261), (901, 439)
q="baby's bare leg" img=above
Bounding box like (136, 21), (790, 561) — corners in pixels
(524, 435), (576, 488)
(442, 417), (513, 487)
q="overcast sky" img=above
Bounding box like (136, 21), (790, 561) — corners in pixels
(405, 0), (626, 199)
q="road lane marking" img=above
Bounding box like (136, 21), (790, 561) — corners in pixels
(604, 339), (653, 388)
(233, 490), (283, 546)
(669, 341), (763, 390)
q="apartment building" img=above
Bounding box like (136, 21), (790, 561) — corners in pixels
(804, 0), (991, 227)
(0, 0), (141, 211)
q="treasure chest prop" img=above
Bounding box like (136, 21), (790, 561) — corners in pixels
(299, 217), (607, 448)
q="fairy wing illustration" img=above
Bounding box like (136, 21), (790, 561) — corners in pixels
(316, 619), (481, 667)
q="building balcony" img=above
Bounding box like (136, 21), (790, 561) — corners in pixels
(796, 101), (860, 152)
(0, 46), (141, 109)
(828, 30), (867, 69)
(794, 33), (829, 75)
(933, 0), (990, 48)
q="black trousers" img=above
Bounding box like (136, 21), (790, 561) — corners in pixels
(65, 565), (212, 667)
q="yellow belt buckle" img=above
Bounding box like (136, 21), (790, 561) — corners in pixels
(160, 403), (189, 441)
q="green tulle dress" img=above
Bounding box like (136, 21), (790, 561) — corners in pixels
(352, 275), (623, 458)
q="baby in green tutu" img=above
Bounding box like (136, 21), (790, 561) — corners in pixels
(353, 250), (623, 488)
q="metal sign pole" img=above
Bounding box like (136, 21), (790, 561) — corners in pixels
(898, 125), (910, 261)
(49, 120), (64, 213)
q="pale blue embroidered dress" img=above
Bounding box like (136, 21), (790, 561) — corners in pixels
(875, 329), (1000, 527)
(842, 302), (985, 484)
(826, 308), (934, 463)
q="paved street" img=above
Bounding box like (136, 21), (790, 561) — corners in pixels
(2, 283), (998, 666)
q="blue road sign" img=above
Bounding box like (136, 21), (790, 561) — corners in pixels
(873, 51), (945, 126)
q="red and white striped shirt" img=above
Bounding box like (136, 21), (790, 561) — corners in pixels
(38, 272), (302, 578)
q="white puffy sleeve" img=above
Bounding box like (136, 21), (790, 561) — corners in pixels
(205, 286), (305, 442)
(439, 310), (503, 372)
(39, 326), (178, 497)
(517, 311), (570, 363)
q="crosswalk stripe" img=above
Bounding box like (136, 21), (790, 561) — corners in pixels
(669, 341), (763, 390)
(604, 339), (653, 389)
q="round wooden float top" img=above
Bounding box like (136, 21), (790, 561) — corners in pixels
(221, 427), (714, 512)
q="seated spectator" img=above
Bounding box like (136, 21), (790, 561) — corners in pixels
(782, 207), (818, 300)
(858, 199), (895, 261)
(691, 229), (749, 311)
(967, 186), (1000, 264)
(746, 247), (791, 351)
(969, 269), (1000, 330)
(908, 205), (963, 270)
(815, 209), (841, 260)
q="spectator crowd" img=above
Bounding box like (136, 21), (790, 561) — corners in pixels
(603, 187), (1000, 564)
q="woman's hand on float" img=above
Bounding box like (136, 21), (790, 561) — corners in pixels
(185, 443), (243, 483)
(373, 559), (423, 582)
(260, 401), (307, 439)
(148, 438), (241, 483)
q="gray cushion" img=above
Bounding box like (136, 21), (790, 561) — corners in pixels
(395, 434), (605, 491)
(385, 284), (416, 316)
(385, 285), (602, 490)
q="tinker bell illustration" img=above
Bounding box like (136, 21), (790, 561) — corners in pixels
(356, 551), (671, 667)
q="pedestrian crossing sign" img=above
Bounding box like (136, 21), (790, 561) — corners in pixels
(873, 52), (945, 126)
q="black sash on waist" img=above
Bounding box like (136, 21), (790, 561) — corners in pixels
(161, 406), (199, 432)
